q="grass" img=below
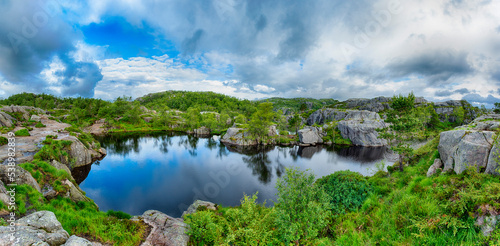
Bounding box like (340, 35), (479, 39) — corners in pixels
(14, 128), (30, 136)
(34, 137), (74, 164)
(35, 122), (46, 128)
(0, 136), (7, 145)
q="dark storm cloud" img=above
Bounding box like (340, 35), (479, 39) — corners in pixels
(0, 0), (102, 97)
(386, 50), (473, 83)
(492, 70), (500, 82)
(454, 88), (470, 94)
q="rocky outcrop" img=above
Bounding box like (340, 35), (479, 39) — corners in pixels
(343, 97), (393, 112)
(433, 100), (477, 124)
(140, 210), (189, 246)
(0, 165), (41, 193)
(221, 128), (257, 146)
(0, 180), (10, 205)
(0, 211), (69, 246)
(307, 109), (388, 147)
(337, 119), (388, 147)
(426, 158), (443, 177)
(61, 179), (93, 203)
(182, 200), (217, 219)
(1, 105), (44, 121)
(221, 126), (277, 146)
(64, 137), (105, 169)
(438, 129), (496, 174)
(0, 117), (105, 166)
(0, 112), (15, 127)
(298, 126), (325, 145)
(307, 109), (380, 126)
(193, 126), (210, 136)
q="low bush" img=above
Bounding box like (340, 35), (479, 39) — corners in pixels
(0, 136), (7, 146)
(316, 170), (372, 216)
(14, 128), (30, 136)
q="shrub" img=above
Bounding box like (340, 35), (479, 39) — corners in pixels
(316, 170), (372, 216)
(275, 167), (330, 244)
(14, 128), (30, 136)
(35, 122), (46, 128)
(106, 210), (132, 220)
(0, 136), (7, 146)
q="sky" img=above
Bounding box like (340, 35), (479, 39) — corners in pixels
(0, 0), (500, 107)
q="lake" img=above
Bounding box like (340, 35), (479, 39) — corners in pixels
(74, 132), (389, 218)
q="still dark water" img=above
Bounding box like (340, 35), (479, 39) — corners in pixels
(75, 132), (388, 218)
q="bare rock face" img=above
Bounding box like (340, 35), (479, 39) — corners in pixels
(0, 165), (41, 193)
(439, 130), (496, 174)
(0, 211), (69, 246)
(337, 119), (388, 147)
(140, 210), (189, 246)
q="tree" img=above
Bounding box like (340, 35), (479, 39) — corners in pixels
(494, 102), (500, 114)
(379, 92), (423, 171)
(288, 114), (301, 135)
(248, 102), (275, 144)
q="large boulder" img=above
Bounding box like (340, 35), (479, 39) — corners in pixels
(0, 165), (41, 193)
(298, 126), (324, 145)
(438, 130), (496, 174)
(337, 120), (388, 147)
(0, 211), (69, 246)
(140, 210), (189, 246)
(63, 235), (93, 246)
(182, 200), (217, 219)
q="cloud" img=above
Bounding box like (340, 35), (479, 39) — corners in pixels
(1, 0), (500, 102)
(462, 93), (500, 106)
(385, 50), (472, 83)
(0, 0), (102, 97)
(93, 55), (271, 100)
(454, 88), (470, 94)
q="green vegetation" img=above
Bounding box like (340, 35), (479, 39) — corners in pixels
(34, 137), (73, 164)
(248, 102), (275, 144)
(495, 102), (500, 114)
(14, 128), (30, 136)
(0, 136), (7, 146)
(185, 138), (500, 245)
(35, 122), (46, 128)
(316, 170), (372, 216)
